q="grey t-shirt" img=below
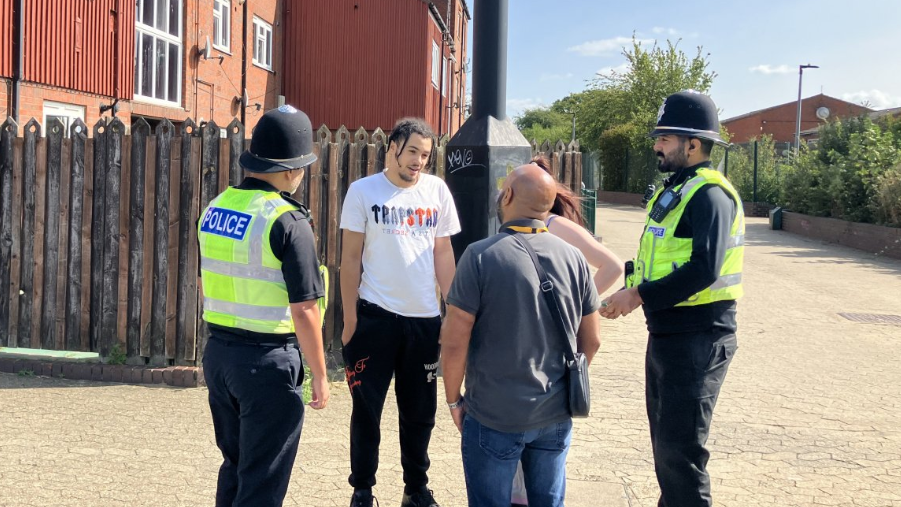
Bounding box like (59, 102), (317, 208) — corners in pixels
(447, 219), (600, 433)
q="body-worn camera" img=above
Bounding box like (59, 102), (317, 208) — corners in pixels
(649, 188), (681, 223)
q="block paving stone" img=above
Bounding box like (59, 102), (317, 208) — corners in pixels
(1, 205), (900, 506)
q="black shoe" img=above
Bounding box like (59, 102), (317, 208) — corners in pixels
(400, 489), (440, 507)
(350, 489), (379, 507)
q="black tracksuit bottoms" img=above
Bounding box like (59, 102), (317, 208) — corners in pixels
(646, 328), (738, 507)
(342, 299), (442, 491)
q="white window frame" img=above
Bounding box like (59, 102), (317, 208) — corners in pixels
(213, 0), (230, 52)
(252, 17), (273, 71)
(442, 56), (449, 97)
(431, 41), (440, 88)
(135, 0), (183, 106)
(42, 101), (85, 136)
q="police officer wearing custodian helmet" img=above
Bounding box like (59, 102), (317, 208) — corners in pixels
(601, 90), (744, 507)
(198, 105), (330, 507)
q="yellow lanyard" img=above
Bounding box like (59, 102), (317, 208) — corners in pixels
(504, 225), (549, 234)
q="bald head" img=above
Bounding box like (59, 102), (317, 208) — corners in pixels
(497, 163), (557, 222)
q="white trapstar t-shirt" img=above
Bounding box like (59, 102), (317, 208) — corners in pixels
(340, 171), (461, 317)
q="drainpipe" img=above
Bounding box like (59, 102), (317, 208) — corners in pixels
(112, 0), (120, 103)
(11, 0), (24, 123)
(240, 0), (248, 126)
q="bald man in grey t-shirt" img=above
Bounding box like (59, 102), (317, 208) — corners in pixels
(440, 164), (601, 507)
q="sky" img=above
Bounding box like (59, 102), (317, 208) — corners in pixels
(485, 0), (901, 121)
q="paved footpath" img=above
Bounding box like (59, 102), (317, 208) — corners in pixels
(2, 204), (900, 507)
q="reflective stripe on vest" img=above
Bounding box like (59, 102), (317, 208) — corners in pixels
(199, 188), (300, 334)
(203, 297), (293, 322)
(626, 168), (745, 306)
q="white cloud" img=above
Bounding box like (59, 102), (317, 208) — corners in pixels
(539, 72), (574, 82)
(652, 27), (679, 36)
(596, 63), (630, 76)
(749, 64), (794, 75)
(567, 36), (651, 57)
(507, 98), (545, 117)
(841, 90), (901, 109)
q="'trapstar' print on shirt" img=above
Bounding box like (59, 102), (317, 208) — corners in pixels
(340, 171), (461, 318)
(369, 204), (441, 236)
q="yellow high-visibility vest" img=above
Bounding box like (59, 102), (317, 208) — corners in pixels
(626, 168), (744, 306)
(198, 187), (327, 333)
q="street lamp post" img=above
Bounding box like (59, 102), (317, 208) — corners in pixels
(795, 64), (819, 155)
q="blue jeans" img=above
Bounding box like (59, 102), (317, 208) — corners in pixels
(461, 414), (572, 507)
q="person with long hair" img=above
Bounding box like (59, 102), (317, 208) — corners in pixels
(531, 155), (624, 294)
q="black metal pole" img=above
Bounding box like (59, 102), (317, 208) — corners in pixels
(753, 140), (758, 203)
(471, 0), (507, 120)
(724, 146), (729, 178)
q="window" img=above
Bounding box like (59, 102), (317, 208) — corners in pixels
(253, 17), (273, 70)
(135, 0), (183, 105)
(43, 101), (85, 136)
(213, 0), (230, 51)
(431, 41), (440, 88)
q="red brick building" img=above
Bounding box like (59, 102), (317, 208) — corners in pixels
(283, 0), (470, 137)
(722, 94), (872, 144)
(0, 0), (284, 134)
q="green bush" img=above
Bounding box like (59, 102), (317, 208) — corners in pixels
(776, 117), (901, 226)
(597, 122), (638, 192)
(874, 164), (901, 227)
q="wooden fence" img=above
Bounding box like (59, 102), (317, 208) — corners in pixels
(0, 116), (582, 366)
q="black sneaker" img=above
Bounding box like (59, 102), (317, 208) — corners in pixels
(350, 489), (379, 507)
(400, 489), (440, 507)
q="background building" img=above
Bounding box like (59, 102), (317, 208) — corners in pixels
(722, 93), (872, 144)
(0, 0), (282, 134)
(283, 0), (470, 137)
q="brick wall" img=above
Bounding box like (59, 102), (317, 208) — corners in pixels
(1, 0), (283, 134)
(597, 191), (645, 207)
(782, 211), (901, 260)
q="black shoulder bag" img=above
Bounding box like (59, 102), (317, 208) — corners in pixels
(509, 233), (591, 418)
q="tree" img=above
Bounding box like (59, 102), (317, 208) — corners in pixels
(513, 107), (572, 145)
(580, 36), (718, 188)
(594, 36), (716, 130)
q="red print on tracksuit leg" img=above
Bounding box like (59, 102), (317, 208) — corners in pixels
(345, 356), (369, 393)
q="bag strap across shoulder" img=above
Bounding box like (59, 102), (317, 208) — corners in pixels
(505, 230), (577, 363)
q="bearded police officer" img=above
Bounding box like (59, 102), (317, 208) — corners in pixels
(601, 90), (744, 507)
(199, 105), (330, 507)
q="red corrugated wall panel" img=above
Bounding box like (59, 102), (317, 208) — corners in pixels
(22, 0), (133, 98)
(0, 0), (12, 77)
(283, 0), (430, 131)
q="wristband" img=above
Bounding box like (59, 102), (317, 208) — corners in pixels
(447, 398), (463, 409)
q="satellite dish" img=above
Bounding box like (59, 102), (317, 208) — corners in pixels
(202, 36), (213, 59)
(816, 107), (830, 120)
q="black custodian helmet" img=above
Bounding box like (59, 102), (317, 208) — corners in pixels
(649, 90), (725, 145)
(239, 105), (318, 173)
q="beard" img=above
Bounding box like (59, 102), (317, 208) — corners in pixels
(398, 168), (418, 183)
(656, 147), (689, 173)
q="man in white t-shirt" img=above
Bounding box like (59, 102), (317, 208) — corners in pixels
(339, 118), (460, 507)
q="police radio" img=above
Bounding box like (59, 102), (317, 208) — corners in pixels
(648, 188), (681, 223)
(641, 184), (656, 207)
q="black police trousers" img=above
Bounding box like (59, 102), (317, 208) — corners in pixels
(203, 336), (305, 507)
(342, 299), (442, 491)
(645, 328), (737, 507)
